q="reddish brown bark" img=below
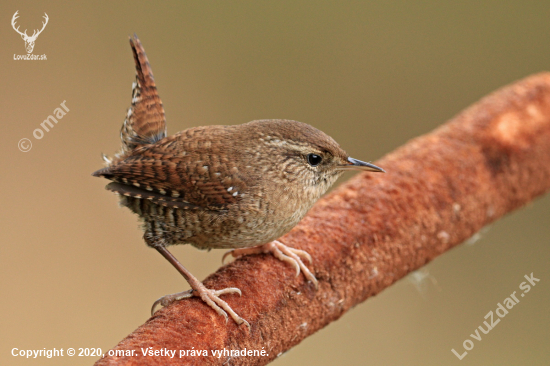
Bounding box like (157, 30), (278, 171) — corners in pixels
(95, 73), (550, 366)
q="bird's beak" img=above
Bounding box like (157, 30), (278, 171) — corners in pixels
(338, 157), (385, 172)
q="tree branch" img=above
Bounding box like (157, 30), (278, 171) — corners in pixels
(95, 73), (550, 366)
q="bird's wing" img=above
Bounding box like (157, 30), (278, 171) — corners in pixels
(93, 137), (249, 210)
(120, 35), (167, 152)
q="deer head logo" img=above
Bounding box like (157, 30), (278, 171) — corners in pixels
(12, 11), (49, 54)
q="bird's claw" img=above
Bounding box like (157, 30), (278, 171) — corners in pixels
(222, 240), (318, 288)
(151, 286), (249, 327)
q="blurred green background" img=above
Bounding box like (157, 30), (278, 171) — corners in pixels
(1, 1), (549, 365)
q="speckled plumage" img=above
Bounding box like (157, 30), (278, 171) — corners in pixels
(96, 119), (350, 250)
(93, 36), (384, 325)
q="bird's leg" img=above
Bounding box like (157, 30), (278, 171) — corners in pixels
(223, 240), (318, 288)
(152, 245), (249, 327)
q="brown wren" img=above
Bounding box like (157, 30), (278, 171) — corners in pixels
(93, 36), (384, 326)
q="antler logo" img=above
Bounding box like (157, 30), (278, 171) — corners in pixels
(12, 11), (49, 54)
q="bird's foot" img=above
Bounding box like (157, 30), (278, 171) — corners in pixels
(151, 285), (249, 327)
(223, 240), (318, 288)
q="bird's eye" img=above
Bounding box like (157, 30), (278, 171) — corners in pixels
(307, 153), (322, 167)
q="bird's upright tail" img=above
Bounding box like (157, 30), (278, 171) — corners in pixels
(118, 35), (167, 157)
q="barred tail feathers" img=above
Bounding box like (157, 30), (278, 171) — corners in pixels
(120, 35), (167, 153)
